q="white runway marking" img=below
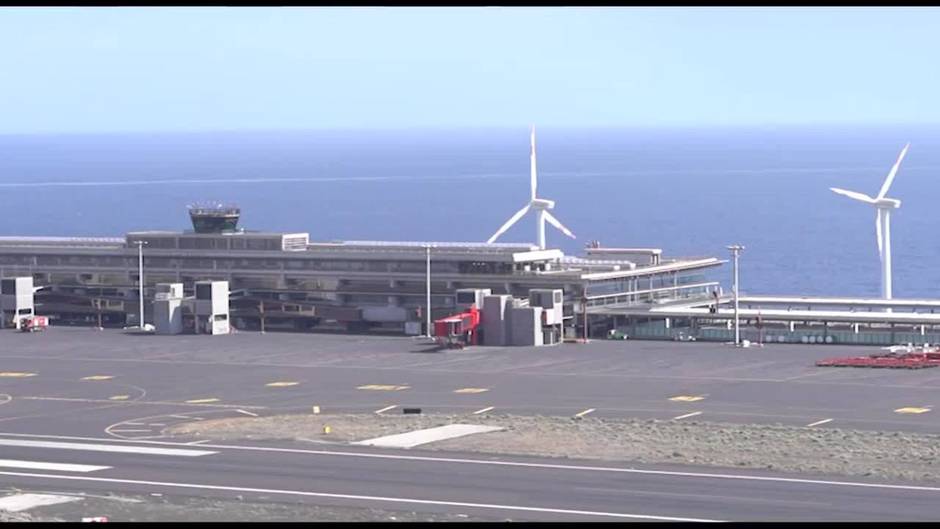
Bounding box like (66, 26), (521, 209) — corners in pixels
(353, 425), (504, 449)
(236, 409), (259, 417)
(672, 411), (703, 421)
(0, 459), (111, 473)
(574, 408), (596, 418)
(806, 418), (834, 428)
(0, 493), (83, 512)
(472, 406), (495, 415)
(0, 470), (723, 522)
(0, 439), (216, 457)
(374, 405), (397, 415)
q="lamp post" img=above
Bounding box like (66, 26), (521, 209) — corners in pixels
(425, 245), (432, 338)
(726, 245), (745, 346)
(134, 240), (148, 330)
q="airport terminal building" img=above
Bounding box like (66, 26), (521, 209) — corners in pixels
(0, 207), (723, 337)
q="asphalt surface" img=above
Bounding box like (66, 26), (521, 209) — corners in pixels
(2, 327), (940, 520)
(1, 431), (939, 522)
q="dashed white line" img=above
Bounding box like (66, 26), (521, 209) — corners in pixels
(574, 408), (596, 418)
(374, 405), (397, 415)
(472, 406), (495, 415)
(235, 409), (259, 417)
(672, 411), (703, 421)
(805, 418), (834, 428)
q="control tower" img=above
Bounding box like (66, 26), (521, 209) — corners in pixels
(188, 203), (241, 234)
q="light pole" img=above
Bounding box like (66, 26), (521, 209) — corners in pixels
(726, 245), (745, 346)
(135, 240), (148, 330)
(425, 245), (432, 338)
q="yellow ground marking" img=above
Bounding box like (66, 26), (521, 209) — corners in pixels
(186, 398), (221, 404)
(574, 408), (596, 418)
(265, 381), (300, 387)
(895, 407), (931, 414)
(454, 388), (489, 394)
(357, 384), (410, 391)
(669, 395), (705, 402)
(0, 372), (36, 378)
(108, 395), (130, 401)
(82, 375), (114, 381)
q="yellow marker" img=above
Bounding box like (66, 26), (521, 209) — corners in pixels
(82, 375), (114, 381)
(669, 395), (705, 402)
(186, 398), (220, 404)
(0, 372), (36, 378)
(357, 384), (410, 391)
(266, 381), (299, 387)
(109, 395), (129, 401)
(312, 406), (321, 414)
(454, 388), (489, 394)
(323, 425), (331, 434)
(895, 407), (931, 414)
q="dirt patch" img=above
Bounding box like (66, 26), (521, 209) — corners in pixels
(167, 412), (940, 484)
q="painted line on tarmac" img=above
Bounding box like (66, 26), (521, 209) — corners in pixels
(15, 396), (263, 409)
(0, 439), (216, 457)
(4, 431), (940, 495)
(672, 411), (702, 421)
(81, 375), (114, 381)
(0, 372), (36, 378)
(265, 381), (299, 388)
(895, 405), (932, 415)
(0, 470), (723, 522)
(374, 405), (397, 415)
(454, 388), (489, 394)
(805, 418), (834, 428)
(0, 459), (111, 473)
(472, 406), (494, 415)
(574, 408), (595, 418)
(185, 398), (220, 405)
(0, 395), (11, 406)
(236, 409), (259, 417)
(108, 429), (153, 434)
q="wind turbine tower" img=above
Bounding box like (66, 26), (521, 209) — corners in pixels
(830, 143), (910, 300)
(487, 126), (576, 250)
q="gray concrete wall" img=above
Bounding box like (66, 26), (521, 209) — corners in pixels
(510, 306), (543, 347)
(482, 295), (511, 346)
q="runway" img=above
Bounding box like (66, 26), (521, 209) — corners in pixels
(2, 327), (940, 520)
(1, 431), (939, 521)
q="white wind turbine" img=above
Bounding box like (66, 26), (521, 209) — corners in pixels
(487, 126), (576, 250)
(830, 143), (910, 300)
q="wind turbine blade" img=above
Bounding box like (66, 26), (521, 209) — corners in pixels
(487, 204), (531, 243)
(830, 187), (876, 204)
(543, 210), (576, 239)
(876, 142), (910, 200)
(530, 126), (538, 201)
(876, 209), (884, 259)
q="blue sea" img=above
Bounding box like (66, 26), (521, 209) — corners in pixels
(1, 126), (939, 298)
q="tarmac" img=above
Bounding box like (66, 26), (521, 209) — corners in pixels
(2, 327), (940, 521)
(2, 327), (940, 438)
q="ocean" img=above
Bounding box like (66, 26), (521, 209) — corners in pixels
(1, 125), (939, 298)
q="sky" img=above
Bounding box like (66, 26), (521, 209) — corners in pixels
(1, 6), (939, 133)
